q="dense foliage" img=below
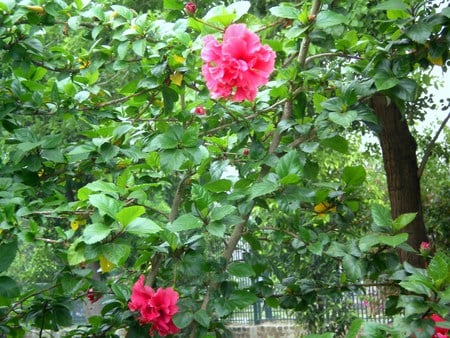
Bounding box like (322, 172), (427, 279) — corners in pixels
(1, 0), (449, 337)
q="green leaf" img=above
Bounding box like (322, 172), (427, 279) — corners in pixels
(342, 165), (366, 186)
(0, 239), (18, 273)
(378, 233), (408, 247)
(111, 5), (133, 20)
(428, 252), (449, 287)
(193, 309), (211, 328)
(406, 23), (433, 44)
(342, 254), (366, 281)
(329, 110), (358, 127)
(89, 194), (123, 218)
(204, 179), (232, 193)
(371, 204), (392, 228)
(126, 218), (162, 236)
(0, 276), (20, 300)
(320, 135), (349, 154)
(167, 214), (203, 232)
(270, 5), (300, 19)
(392, 78), (418, 101)
(346, 319), (364, 338)
(206, 222), (226, 237)
(210, 205), (236, 222)
(359, 234), (382, 252)
(374, 72), (400, 91)
(229, 290), (258, 308)
(132, 39), (146, 57)
(163, 0), (184, 10)
(315, 10), (348, 28)
(276, 151), (301, 178)
(116, 206), (145, 227)
(83, 223), (112, 244)
(228, 262), (255, 277)
(101, 243), (131, 265)
(172, 312), (194, 329)
(392, 212), (416, 232)
(373, 0), (408, 11)
(227, 1), (251, 22)
(248, 181), (278, 200)
(162, 86), (179, 113)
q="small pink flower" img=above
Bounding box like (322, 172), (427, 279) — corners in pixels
(194, 105), (206, 115)
(184, 2), (196, 15)
(201, 24), (275, 102)
(128, 275), (179, 337)
(420, 242), (430, 250)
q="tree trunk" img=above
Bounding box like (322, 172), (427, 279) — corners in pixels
(371, 93), (427, 268)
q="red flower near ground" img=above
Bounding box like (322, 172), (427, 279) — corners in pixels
(430, 314), (449, 338)
(201, 23), (275, 102)
(128, 275), (179, 337)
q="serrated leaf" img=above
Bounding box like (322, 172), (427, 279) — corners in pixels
(315, 10), (348, 28)
(126, 217), (162, 236)
(405, 23), (433, 44)
(193, 309), (211, 328)
(88, 194), (123, 218)
(392, 212), (416, 232)
(373, 0), (408, 11)
(101, 243), (131, 265)
(270, 5), (300, 19)
(378, 233), (408, 247)
(172, 312), (194, 329)
(0, 276), (20, 300)
(167, 214), (203, 232)
(204, 179), (232, 193)
(428, 252), (449, 287)
(329, 110), (358, 127)
(342, 254), (366, 281)
(248, 181), (278, 200)
(0, 239), (18, 273)
(320, 135), (349, 154)
(228, 262), (255, 277)
(83, 223), (112, 244)
(342, 165), (366, 186)
(229, 290), (258, 308)
(116, 206), (145, 227)
(371, 204), (392, 228)
(209, 205), (236, 222)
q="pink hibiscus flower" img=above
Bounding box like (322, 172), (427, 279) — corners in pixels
(128, 275), (179, 337)
(201, 23), (275, 102)
(430, 314), (449, 338)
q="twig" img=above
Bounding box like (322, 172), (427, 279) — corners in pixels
(417, 111), (450, 178)
(304, 52), (362, 65)
(146, 174), (190, 287)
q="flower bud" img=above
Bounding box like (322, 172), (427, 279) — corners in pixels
(419, 241), (431, 256)
(242, 148), (250, 155)
(184, 2), (196, 16)
(194, 105), (206, 116)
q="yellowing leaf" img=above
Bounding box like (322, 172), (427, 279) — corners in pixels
(70, 221), (79, 230)
(99, 255), (115, 273)
(173, 55), (185, 64)
(26, 5), (45, 14)
(170, 72), (183, 86)
(70, 218), (87, 230)
(427, 53), (444, 66)
(314, 201), (337, 216)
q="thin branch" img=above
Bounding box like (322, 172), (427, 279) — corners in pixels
(304, 52), (362, 65)
(147, 174), (190, 287)
(417, 111), (450, 178)
(94, 90), (150, 108)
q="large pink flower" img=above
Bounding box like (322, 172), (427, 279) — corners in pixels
(201, 23), (275, 102)
(430, 314), (449, 338)
(128, 275), (179, 337)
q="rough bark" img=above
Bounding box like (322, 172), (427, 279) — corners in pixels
(371, 93), (427, 268)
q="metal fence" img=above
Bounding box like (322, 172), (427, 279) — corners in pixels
(226, 240), (394, 325)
